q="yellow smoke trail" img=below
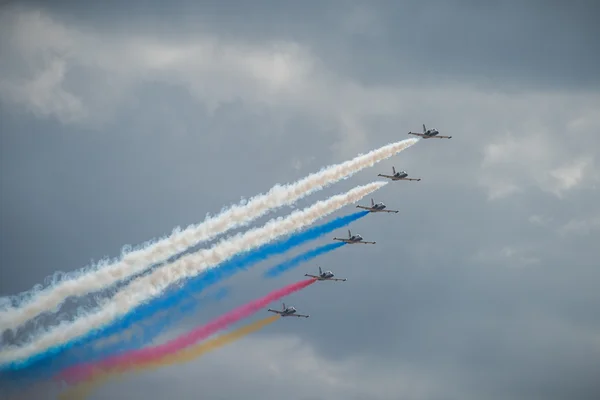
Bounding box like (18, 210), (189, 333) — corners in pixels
(59, 315), (280, 400)
(135, 315), (280, 371)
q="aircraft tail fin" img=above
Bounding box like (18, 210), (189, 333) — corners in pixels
(282, 303), (286, 310)
(319, 266), (322, 274)
(371, 198), (374, 206)
(392, 166), (396, 174)
(348, 229), (351, 238)
(423, 124), (426, 133)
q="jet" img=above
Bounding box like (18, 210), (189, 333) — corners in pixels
(378, 166), (421, 181)
(408, 124), (452, 139)
(356, 198), (399, 213)
(305, 266), (347, 281)
(267, 303), (309, 318)
(333, 229), (376, 244)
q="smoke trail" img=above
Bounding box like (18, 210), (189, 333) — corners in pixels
(264, 242), (346, 278)
(0, 288), (230, 385)
(0, 138), (417, 332)
(58, 287), (230, 375)
(72, 287), (230, 367)
(44, 209), (367, 374)
(58, 316), (280, 400)
(59, 279), (315, 385)
(59, 375), (103, 400)
(4, 209), (365, 379)
(1, 182), (385, 370)
(134, 315), (279, 370)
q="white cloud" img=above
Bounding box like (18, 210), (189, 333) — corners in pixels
(557, 214), (600, 236)
(502, 246), (541, 267)
(528, 214), (553, 227)
(1, 58), (86, 124)
(0, 5), (389, 157)
(479, 129), (597, 200)
(548, 156), (594, 196)
(5, 8), (75, 56)
(0, 5), (317, 124)
(471, 245), (541, 268)
(565, 111), (600, 140)
(482, 180), (522, 200)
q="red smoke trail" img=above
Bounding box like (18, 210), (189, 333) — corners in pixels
(59, 278), (316, 384)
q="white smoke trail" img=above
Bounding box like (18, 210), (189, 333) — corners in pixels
(0, 181), (387, 367)
(0, 138), (417, 332)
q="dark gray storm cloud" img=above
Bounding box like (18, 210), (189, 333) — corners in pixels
(1, 1), (599, 400)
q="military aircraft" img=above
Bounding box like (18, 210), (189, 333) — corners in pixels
(267, 303), (309, 318)
(333, 229), (376, 244)
(305, 266), (347, 281)
(408, 124), (452, 139)
(377, 166), (421, 181)
(356, 198), (399, 213)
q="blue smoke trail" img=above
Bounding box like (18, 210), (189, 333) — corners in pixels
(75, 286), (230, 365)
(0, 287), (230, 385)
(3, 210), (369, 373)
(264, 242), (345, 278)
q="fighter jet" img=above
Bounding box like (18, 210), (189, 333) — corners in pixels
(333, 229), (376, 244)
(378, 166), (421, 181)
(305, 266), (347, 281)
(408, 124), (452, 139)
(356, 198), (399, 213)
(267, 303), (309, 318)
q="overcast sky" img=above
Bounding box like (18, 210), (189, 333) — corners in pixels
(1, 1), (599, 399)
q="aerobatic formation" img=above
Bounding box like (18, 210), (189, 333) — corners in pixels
(0, 124), (451, 399)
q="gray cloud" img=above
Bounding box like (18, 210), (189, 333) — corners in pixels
(1, 2), (599, 400)
(7, 0), (600, 90)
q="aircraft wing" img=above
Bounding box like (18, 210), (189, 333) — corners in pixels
(289, 314), (309, 318)
(355, 241), (376, 244)
(333, 238), (348, 242)
(377, 174), (395, 179)
(356, 205), (372, 210)
(381, 209), (399, 213)
(400, 178), (421, 181)
(267, 309), (282, 314)
(330, 278), (347, 281)
(431, 135), (452, 139)
(304, 274), (319, 279)
(408, 132), (426, 137)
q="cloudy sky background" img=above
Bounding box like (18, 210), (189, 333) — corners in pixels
(1, 0), (599, 399)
